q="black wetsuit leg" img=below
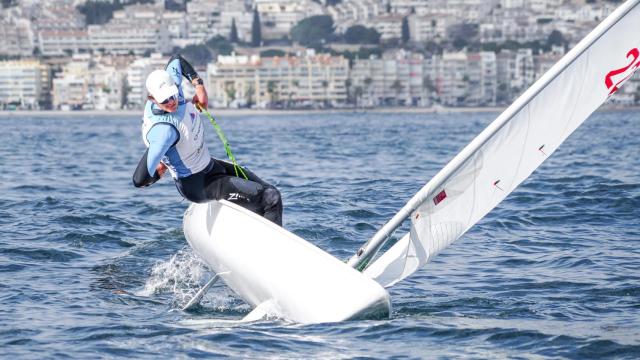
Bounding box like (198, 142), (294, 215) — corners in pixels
(175, 159), (283, 226)
(214, 160), (283, 226)
(174, 159), (224, 202)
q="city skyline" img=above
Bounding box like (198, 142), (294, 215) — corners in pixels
(1, 0), (637, 110)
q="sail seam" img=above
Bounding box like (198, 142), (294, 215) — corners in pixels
(560, 49), (591, 142)
(507, 104), (533, 197)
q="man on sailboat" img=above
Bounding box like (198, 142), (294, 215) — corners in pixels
(132, 54), (283, 226)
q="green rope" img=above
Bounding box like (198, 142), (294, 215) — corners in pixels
(196, 104), (248, 180)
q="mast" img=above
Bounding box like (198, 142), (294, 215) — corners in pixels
(347, 0), (640, 271)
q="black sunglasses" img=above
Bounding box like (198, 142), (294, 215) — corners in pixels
(160, 95), (177, 104)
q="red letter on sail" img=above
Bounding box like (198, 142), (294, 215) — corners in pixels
(433, 190), (447, 205)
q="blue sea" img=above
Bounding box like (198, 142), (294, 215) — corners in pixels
(1, 110), (638, 359)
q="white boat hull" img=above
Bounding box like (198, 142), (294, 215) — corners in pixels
(183, 200), (391, 324)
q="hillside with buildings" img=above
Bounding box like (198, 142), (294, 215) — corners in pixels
(0, 0), (637, 110)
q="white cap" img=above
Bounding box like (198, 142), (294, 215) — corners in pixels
(146, 70), (178, 103)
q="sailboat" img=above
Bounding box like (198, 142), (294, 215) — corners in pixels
(183, 0), (640, 324)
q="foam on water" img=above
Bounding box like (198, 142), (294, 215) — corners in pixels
(137, 247), (247, 313)
(137, 247), (206, 300)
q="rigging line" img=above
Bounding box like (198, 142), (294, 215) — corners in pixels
(195, 103), (249, 180)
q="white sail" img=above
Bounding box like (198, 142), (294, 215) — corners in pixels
(349, 0), (640, 287)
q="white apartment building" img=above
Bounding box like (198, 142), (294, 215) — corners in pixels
(430, 51), (497, 106)
(31, 2), (88, 56)
(0, 18), (34, 57)
(53, 55), (128, 110)
(434, 51), (467, 106)
(0, 60), (50, 109)
(370, 15), (404, 41)
(501, 0), (525, 8)
(351, 51), (428, 106)
(162, 11), (189, 40)
(576, 2), (617, 23)
(180, 1), (252, 46)
(408, 14), (450, 43)
(392, 0), (495, 21)
(53, 73), (87, 110)
(207, 52), (349, 108)
(184, 0), (224, 44)
(219, 2), (255, 44)
(528, 0), (564, 12)
(388, 0), (424, 14)
(30, 2), (85, 32)
(479, 8), (533, 43)
(466, 52), (497, 106)
(38, 30), (90, 56)
(327, 0), (385, 33)
(350, 49), (499, 107)
(88, 65), (127, 111)
(84, 4), (177, 56)
(88, 22), (171, 55)
(496, 48), (535, 103)
(534, 46), (564, 79)
(255, 0), (324, 40)
(126, 53), (169, 107)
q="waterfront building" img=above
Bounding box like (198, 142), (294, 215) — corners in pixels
(435, 51), (467, 106)
(496, 48), (535, 103)
(327, 0), (385, 33)
(53, 55), (127, 110)
(126, 54), (169, 107)
(466, 51), (497, 106)
(370, 14), (404, 41)
(207, 51), (349, 108)
(430, 51), (497, 107)
(0, 60), (50, 110)
(351, 50), (428, 107)
(533, 46), (564, 80)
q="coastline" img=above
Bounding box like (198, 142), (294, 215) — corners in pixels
(1, 104), (637, 117)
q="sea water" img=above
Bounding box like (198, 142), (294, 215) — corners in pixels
(0, 110), (638, 359)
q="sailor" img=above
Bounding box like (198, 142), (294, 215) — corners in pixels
(132, 54), (283, 226)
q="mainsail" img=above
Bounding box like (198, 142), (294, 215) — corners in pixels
(348, 0), (640, 287)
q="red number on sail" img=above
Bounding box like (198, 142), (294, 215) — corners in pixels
(605, 48), (640, 95)
(433, 190), (447, 205)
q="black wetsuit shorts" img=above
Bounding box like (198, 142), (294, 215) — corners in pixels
(175, 158), (283, 226)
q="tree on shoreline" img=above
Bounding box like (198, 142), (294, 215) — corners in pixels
(1, 0), (17, 8)
(251, 9), (262, 47)
(291, 15), (334, 48)
(401, 16), (410, 45)
(230, 18), (239, 43)
(344, 25), (380, 45)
